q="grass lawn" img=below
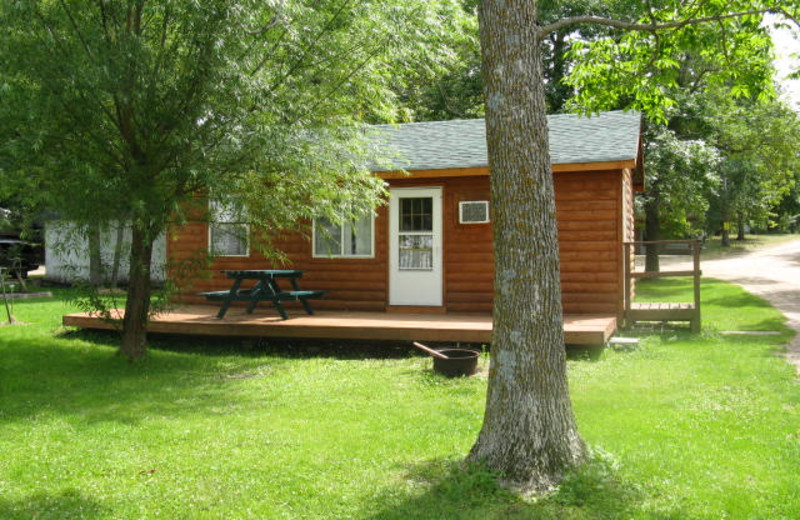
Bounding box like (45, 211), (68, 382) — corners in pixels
(1, 282), (799, 519)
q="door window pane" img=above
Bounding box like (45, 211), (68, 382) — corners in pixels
(399, 197), (433, 232)
(399, 235), (433, 270)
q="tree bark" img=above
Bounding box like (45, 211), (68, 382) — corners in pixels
(644, 186), (661, 272)
(88, 221), (103, 286)
(110, 221), (126, 288)
(120, 221), (153, 359)
(736, 211), (746, 241)
(468, 0), (585, 495)
(720, 176), (731, 247)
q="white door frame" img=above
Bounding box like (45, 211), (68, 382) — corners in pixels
(388, 187), (443, 306)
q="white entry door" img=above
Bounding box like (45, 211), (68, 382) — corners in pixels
(389, 187), (443, 306)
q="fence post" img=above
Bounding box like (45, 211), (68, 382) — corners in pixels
(692, 240), (701, 332)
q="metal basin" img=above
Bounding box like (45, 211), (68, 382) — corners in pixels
(432, 349), (480, 377)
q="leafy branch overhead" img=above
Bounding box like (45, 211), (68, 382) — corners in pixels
(564, 2), (797, 122)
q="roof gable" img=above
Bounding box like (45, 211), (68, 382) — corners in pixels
(372, 110), (642, 172)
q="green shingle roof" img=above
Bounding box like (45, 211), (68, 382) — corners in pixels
(372, 110), (641, 172)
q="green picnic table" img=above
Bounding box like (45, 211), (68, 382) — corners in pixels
(199, 269), (327, 320)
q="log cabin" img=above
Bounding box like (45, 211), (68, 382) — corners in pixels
(171, 110), (643, 322)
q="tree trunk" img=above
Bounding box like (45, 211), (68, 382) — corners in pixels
(644, 186), (661, 272)
(110, 221), (126, 288)
(467, 0), (585, 495)
(720, 177), (731, 247)
(88, 221), (103, 286)
(120, 222), (153, 359)
(736, 211), (746, 241)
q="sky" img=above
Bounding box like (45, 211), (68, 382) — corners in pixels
(769, 16), (800, 109)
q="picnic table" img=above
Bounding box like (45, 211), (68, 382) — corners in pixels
(199, 269), (327, 320)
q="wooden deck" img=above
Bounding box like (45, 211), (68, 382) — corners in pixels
(63, 306), (617, 345)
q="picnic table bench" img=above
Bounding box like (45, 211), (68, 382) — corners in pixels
(199, 269), (327, 320)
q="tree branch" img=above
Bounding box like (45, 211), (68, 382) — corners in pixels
(538, 8), (792, 39)
(57, 0), (97, 63)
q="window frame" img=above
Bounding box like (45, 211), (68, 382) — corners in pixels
(208, 199), (250, 258)
(312, 213), (376, 259)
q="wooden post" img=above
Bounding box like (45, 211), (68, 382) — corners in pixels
(692, 239), (701, 333)
(623, 242), (632, 328)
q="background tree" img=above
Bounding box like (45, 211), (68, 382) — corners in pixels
(641, 124), (720, 269)
(471, 0), (797, 494)
(394, 0), (640, 122)
(0, 0), (465, 358)
(709, 94), (800, 243)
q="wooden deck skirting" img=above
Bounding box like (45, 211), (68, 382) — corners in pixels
(63, 306), (617, 346)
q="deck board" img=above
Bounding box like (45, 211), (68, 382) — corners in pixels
(63, 306), (617, 346)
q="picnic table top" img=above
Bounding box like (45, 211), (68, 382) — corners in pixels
(221, 269), (304, 278)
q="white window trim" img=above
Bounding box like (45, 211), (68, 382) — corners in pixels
(312, 214), (375, 259)
(208, 200), (250, 258)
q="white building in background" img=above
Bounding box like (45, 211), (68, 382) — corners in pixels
(44, 221), (166, 283)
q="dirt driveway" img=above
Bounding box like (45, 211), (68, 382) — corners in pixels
(666, 238), (800, 373)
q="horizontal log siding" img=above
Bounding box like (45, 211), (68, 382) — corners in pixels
(556, 171), (622, 315)
(171, 204), (389, 311)
(169, 170), (625, 317)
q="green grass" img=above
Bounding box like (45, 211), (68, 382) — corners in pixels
(1, 283), (799, 519)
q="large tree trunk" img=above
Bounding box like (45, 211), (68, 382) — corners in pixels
(467, 0), (585, 495)
(120, 222), (153, 359)
(644, 186), (661, 272)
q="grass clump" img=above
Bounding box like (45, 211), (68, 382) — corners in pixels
(1, 282), (799, 519)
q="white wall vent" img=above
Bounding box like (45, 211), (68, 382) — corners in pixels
(459, 201), (490, 224)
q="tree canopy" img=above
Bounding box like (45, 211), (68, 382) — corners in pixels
(0, 0), (467, 357)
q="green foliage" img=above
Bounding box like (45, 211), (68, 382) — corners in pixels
(0, 0), (465, 353)
(390, 1), (483, 121)
(394, 0), (644, 120)
(0, 0), (463, 235)
(562, 3), (800, 240)
(642, 123), (721, 236)
(709, 92), (800, 231)
(566, 3), (782, 123)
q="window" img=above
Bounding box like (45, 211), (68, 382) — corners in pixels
(209, 199), (248, 257)
(398, 197), (434, 270)
(313, 213), (374, 258)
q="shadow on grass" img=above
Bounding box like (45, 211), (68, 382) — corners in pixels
(567, 346), (605, 361)
(0, 334), (279, 425)
(153, 335), (441, 360)
(732, 316), (790, 333)
(704, 293), (775, 310)
(634, 279), (694, 300)
(363, 454), (675, 520)
(56, 328), (428, 360)
(0, 489), (106, 520)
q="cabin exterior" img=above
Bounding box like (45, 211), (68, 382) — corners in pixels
(170, 110), (643, 321)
